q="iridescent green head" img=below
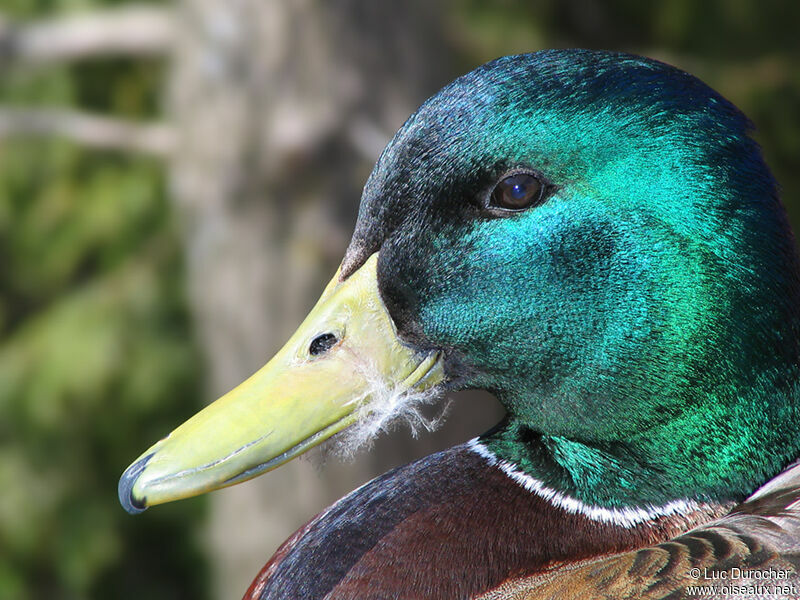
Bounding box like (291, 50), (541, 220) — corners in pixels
(121, 50), (800, 517)
(344, 49), (800, 508)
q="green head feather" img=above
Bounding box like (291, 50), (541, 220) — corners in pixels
(343, 50), (800, 508)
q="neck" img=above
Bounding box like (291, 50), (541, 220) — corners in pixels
(247, 443), (729, 600)
(468, 437), (703, 528)
(477, 407), (799, 527)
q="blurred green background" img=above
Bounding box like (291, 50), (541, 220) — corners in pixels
(0, 1), (798, 599)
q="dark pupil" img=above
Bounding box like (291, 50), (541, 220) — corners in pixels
(309, 333), (337, 356)
(492, 173), (542, 209)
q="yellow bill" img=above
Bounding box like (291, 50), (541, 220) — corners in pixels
(119, 253), (445, 513)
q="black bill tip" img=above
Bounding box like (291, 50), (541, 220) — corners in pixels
(118, 453), (154, 515)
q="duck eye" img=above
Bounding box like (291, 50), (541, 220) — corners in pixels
(309, 333), (337, 356)
(490, 173), (543, 210)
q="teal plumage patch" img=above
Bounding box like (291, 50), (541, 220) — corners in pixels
(343, 49), (800, 508)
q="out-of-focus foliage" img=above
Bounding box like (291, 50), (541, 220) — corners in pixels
(0, 1), (797, 599)
(0, 2), (207, 600)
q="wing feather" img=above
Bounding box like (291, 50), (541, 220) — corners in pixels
(479, 462), (800, 599)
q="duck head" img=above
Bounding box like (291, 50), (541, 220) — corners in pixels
(121, 50), (800, 517)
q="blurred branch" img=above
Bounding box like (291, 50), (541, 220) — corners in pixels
(346, 117), (391, 163)
(0, 6), (174, 65)
(0, 108), (174, 157)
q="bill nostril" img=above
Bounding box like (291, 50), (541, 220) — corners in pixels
(309, 333), (338, 356)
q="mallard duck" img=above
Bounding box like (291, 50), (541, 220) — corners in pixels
(119, 49), (800, 599)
